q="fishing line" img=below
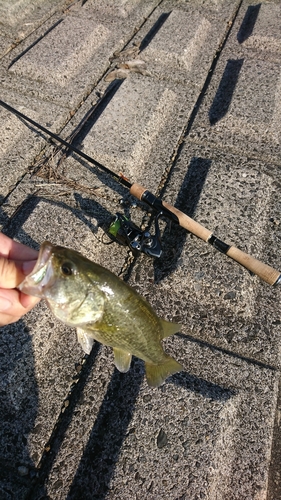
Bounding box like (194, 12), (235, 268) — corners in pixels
(0, 99), (280, 285)
(0, 99), (131, 188)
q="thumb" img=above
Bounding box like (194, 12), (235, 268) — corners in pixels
(0, 257), (36, 289)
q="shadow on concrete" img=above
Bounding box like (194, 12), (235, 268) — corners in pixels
(176, 333), (277, 372)
(1, 195), (41, 246)
(1, 192), (237, 499)
(0, 198), (46, 498)
(63, 10), (172, 153)
(64, 80), (124, 152)
(209, 58), (244, 125)
(66, 359), (234, 500)
(8, 19), (63, 70)
(66, 359), (144, 500)
(60, 11), (172, 159)
(154, 157), (211, 283)
(0, 320), (44, 499)
(172, 371), (235, 401)
(237, 3), (261, 44)
(1, 192), (117, 248)
(139, 12), (171, 51)
(26, 342), (101, 500)
(0, 195), (38, 249)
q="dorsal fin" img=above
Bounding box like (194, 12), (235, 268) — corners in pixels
(159, 319), (181, 339)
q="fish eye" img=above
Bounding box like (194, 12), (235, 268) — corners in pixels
(61, 262), (74, 276)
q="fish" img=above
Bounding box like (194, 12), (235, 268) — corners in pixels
(19, 241), (183, 387)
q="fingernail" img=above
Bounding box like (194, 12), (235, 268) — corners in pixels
(22, 260), (37, 275)
(0, 296), (12, 311)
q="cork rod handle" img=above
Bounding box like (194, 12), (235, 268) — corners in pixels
(130, 183), (280, 285)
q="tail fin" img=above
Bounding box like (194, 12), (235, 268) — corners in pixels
(159, 319), (181, 339)
(145, 356), (183, 387)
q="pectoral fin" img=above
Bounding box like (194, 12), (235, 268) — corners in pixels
(145, 355), (182, 387)
(77, 328), (95, 355)
(113, 347), (132, 373)
(160, 319), (181, 339)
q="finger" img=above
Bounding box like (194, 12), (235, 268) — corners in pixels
(0, 257), (37, 289)
(19, 291), (41, 309)
(0, 258), (24, 288)
(0, 288), (40, 326)
(0, 312), (22, 327)
(16, 259), (38, 277)
(0, 233), (38, 260)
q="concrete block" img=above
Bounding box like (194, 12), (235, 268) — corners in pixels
(130, 0), (242, 86)
(189, 0), (281, 163)
(80, 0), (159, 21)
(237, 2), (281, 53)
(0, 0), (69, 57)
(142, 10), (211, 83)
(0, 194), (130, 497)
(129, 143), (281, 367)
(0, 1), (280, 498)
(0, 91), (68, 199)
(190, 55), (281, 161)
(81, 75), (192, 190)
(0, 0), (59, 27)
(10, 16), (112, 88)
(0, 33), (14, 59)
(30, 335), (278, 499)
(3, 2), (160, 107)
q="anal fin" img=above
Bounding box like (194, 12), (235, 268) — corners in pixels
(113, 347), (132, 373)
(145, 355), (182, 387)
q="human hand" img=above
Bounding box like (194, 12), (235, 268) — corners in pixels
(0, 233), (40, 326)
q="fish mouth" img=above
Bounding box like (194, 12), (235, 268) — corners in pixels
(18, 241), (55, 298)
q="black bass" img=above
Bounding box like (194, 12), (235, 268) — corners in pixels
(19, 241), (182, 387)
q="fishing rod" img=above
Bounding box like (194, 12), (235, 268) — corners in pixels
(1, 98), (280, 286)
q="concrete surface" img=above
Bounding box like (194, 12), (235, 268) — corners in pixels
(0, 0), (280, 499)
